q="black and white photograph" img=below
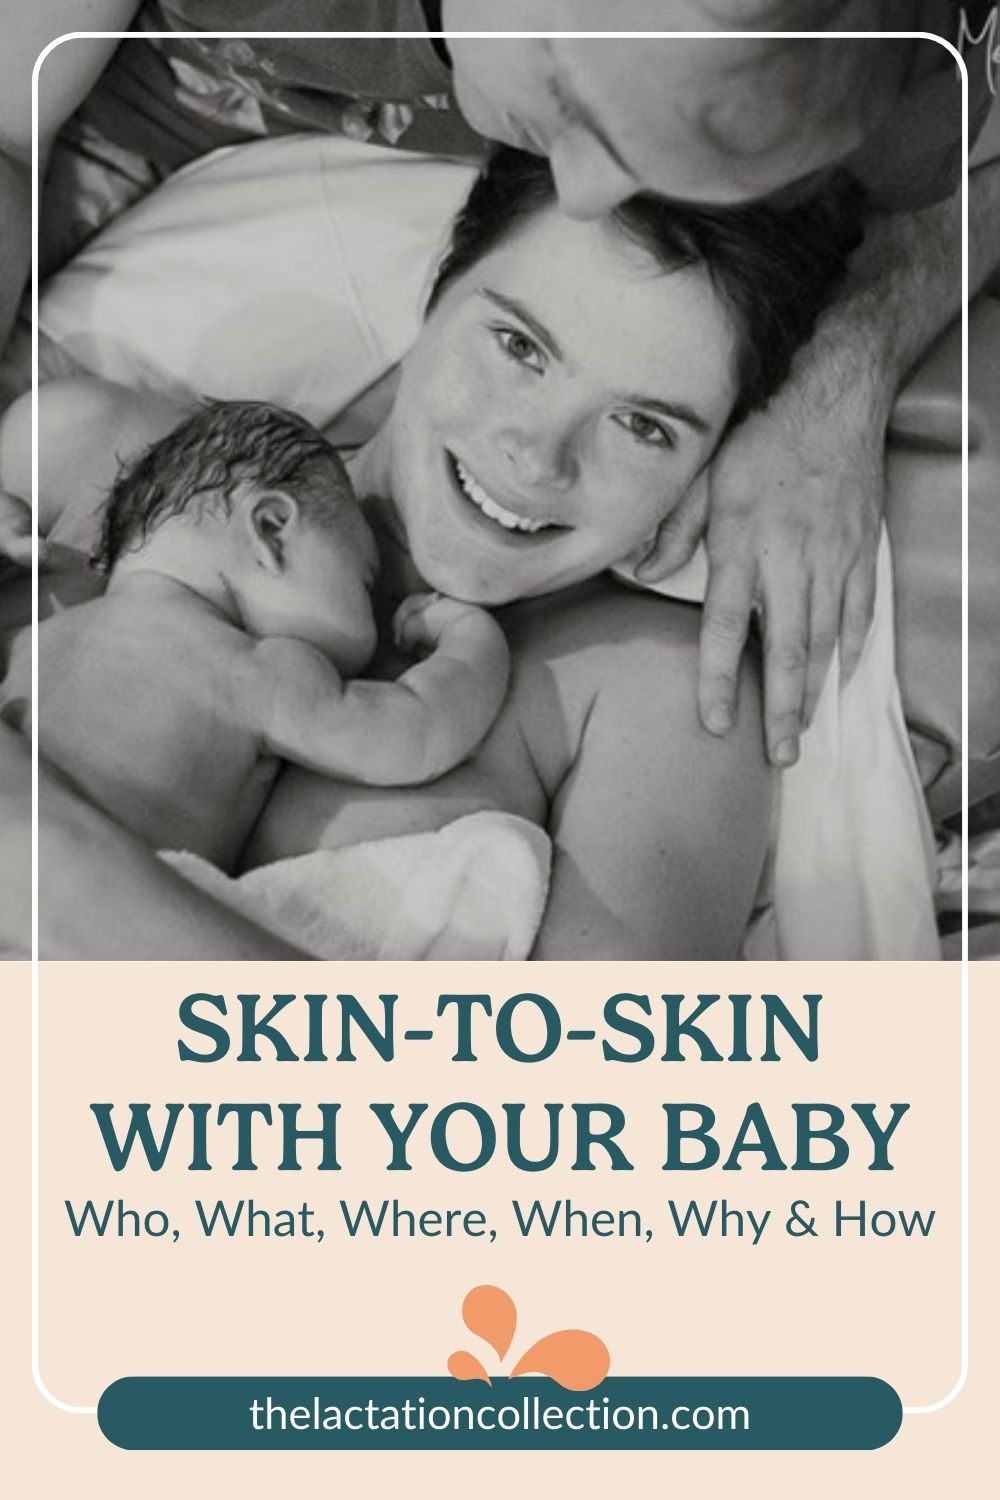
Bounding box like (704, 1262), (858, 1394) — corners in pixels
(0, 0), (996, 961)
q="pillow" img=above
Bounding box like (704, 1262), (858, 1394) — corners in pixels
(39, 132), (478, 427)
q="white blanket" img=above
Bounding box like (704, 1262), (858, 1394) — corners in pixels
(38, 132), (940, 959)
(164, 812), (551, 960)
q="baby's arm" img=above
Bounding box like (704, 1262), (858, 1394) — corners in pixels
(252, 594), (510, 785)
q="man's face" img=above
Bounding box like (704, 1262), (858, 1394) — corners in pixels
(443, 0), (870, 215)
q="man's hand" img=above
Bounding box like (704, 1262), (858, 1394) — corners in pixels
(0, 489), (47, 570)
(635, 137), (1000, 771)
(638, 338), (889, 767)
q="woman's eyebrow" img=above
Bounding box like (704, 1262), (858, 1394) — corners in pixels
(614, 392), (711, 435)
(480, 289), (564, 360)
(481, 287), (710, 435)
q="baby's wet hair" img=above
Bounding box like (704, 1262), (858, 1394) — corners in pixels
(93, 399), (350, 573)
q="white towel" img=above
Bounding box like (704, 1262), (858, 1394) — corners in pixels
(163, 810), (551, 960)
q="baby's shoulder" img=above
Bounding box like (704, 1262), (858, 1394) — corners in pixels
(40, 591), (255, 703)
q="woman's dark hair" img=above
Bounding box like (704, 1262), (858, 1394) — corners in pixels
(428, 147), (867, 426)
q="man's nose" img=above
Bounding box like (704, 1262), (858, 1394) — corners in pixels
(548, 136), (637, 219)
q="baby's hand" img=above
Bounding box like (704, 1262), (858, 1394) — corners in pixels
(0, 490), (49, 573)
(388, 591), (510, 779)
(393, 591), (497, 654)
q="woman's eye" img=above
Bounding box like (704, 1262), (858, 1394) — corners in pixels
(493, 326), (545, 371)
(614, 411), (675, 450)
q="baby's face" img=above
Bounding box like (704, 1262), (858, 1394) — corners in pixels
(244, 497), (380, 676)
(291, 502), (380, 675)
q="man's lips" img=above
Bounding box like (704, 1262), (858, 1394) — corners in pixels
(446, 451), (567, 539)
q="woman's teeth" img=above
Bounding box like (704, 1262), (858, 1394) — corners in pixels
(453, 457), (550, 534)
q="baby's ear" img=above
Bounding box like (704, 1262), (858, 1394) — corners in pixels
(247, 489), (299, 574)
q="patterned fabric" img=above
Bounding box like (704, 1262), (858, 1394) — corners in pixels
(42, 2), (994, 268)
(46, 0), (485, 266)
(68, 0), (485, 171)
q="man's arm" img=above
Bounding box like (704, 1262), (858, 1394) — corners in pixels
(0, 6), (141, 561)
(644, 147), (1000, 767)
(0, 3), (139, 366)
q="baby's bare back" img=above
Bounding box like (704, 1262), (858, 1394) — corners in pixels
(4, 593), (278, 870)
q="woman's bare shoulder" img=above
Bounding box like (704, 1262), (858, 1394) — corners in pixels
(502, 575), (702, 664)
(499, 576), (759, 797)
(502, 577), (710, 734)
(499, 578), (770, 960)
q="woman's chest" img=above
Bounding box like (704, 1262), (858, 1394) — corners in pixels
(243, 694), (549, 869)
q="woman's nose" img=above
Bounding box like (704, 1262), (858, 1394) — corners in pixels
(496, 417), (576, 489)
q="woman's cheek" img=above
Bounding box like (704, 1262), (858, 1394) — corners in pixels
(408, 319), (492, 430)
(433, 345), (496, 436)
(603, 453), (683, 546)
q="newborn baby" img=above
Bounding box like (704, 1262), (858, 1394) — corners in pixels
(0, 399), (509, 872)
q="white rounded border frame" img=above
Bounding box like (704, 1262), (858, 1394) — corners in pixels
(28, 22), (970, 1425)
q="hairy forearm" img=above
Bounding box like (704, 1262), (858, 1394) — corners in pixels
(819, 156), (1000, 388)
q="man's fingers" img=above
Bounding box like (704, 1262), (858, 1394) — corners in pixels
(801, 583), (840, 728)
(634, 472), (709, 581)
(759, 579), (812, 767)
(697, 561), (755, 736)
(840, 556), (878, 684)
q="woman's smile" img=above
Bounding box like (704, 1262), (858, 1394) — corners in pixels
(382, 204), (738, 605)
(447, 451), (567, 537)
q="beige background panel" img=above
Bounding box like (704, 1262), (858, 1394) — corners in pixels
(5, 960), (991, 1493)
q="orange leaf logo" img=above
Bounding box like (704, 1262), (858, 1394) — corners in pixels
(447, 1350), (493, 1384)
(462, 1285), (517, 1361)
(447, 1285), (609, 1392)
(509, 1330), (610, 1391)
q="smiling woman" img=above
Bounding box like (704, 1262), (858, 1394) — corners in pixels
(4, 145), (871, 960)
(354, 213), (736, 606)
(350, 149), (865, 608)
(245, 148), (869, 957)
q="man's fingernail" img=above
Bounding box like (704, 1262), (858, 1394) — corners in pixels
(774, 739), (798, 767)
(706, 706), (732, 734)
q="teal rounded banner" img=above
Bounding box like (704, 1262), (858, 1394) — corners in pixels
(98, 1376), (902, 1450)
